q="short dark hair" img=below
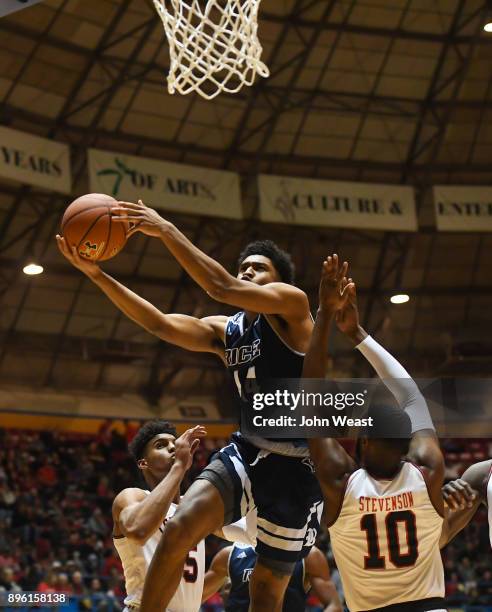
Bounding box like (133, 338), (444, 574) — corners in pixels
(365, 403), (412, 456)
(128, 420), (177, 461)
(237, 240), (295, 284)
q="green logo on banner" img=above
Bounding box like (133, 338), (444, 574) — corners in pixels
(97, 158), (134, 197)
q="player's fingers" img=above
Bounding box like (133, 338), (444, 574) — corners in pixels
(325, 255), (336, 277)
(443, 493), (458, 510)
(111, 210), (144, 219)
(454, 480), (477, 506)
(190, 425), (207, 438)
(190, 438), (200, 454)
(348, 282), (357, 300)
(444, 493), (461, 510)
(56, 236), (69, 258)
(112, 203), (141, 211)
(322, 258), (332, 279)
(112, 217), (145, 228)
(125, 225), (143, 238)
(182, 425), (206, 440)
(338, 261), (348, 282)
(71, 245), (83, 263)
(111, 208), (142, 219)
(115, 201), (142, 210)
(63, 243), (74, 261)
(341, 279), (352, 296)
(458, 480), (476, 498)
(443, 483), (466, 509)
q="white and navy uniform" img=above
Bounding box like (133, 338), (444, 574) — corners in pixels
(200, 311), (323, 567)
(226, 544), (309, 612)
(329, 462), (445, 612)
(113, 499), (204, 612)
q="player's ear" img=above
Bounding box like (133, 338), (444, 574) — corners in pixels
(137, 458), (147, 471)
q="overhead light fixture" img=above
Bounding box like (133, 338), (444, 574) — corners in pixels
(23, 263), (44, 276)
(484, 22), (492, 32)
(390, 293), (409, 304)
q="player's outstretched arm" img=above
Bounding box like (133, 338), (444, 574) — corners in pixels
(356, 334), (443, 480)
(113, 426), (206, 544)
(56, 235), (226, 355)
(440, 460), (490, 547)
(201, 545), (230, 602)
(305, 547), (343, 612)
(303, 255), (353, 378)
(345, 300), (444, 508)
(305, 256), (355, 524)
(112, 200), (309, 317)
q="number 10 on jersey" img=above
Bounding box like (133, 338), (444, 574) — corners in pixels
(361, 510), (419, 569)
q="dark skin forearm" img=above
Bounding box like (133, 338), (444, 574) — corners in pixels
(304, 306), (354, 525)
(119, 463), (186, 541)
(440, 499), (481, 548)
(302, 308), (335, 379)
(90, 268), (167, 334)
(343, 324), (367, 347)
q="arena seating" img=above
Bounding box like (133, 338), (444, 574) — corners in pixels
(0, 426), (491, 611)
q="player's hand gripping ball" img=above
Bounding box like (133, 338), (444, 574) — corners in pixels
(60, 193), (129, 261)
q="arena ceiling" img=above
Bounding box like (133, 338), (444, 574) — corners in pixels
(1, 0), (492, 412)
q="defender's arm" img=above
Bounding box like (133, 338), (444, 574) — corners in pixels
(440, 460), (491, 547)
(355, 335), (443, 475)
(201, 546), (230, 602)
(112, 427), (206, 544)
(304, 256), (355, 524)
(305, 547), (343, 612)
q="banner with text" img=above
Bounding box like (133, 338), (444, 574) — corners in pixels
(258, 174), (417, 231)
(0, 126), (71, 193)
(88, 148), (242, 220)
(0, 0), (44, 17)
(434, 185), (492, 232)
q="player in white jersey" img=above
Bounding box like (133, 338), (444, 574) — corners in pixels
(302, 255), (446, 612)
(440, 460), (492, 548)
(112, 420), (207, 612)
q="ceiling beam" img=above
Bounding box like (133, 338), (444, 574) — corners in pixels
(3, 103), (492, 176)
(261, 11), (492, 45)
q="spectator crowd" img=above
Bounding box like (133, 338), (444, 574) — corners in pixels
(0, 425), (491, 611)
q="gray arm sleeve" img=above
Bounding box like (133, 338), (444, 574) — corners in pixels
(356, 335), (435, 433)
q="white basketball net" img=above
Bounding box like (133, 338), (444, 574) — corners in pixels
(153, 0), (269, 100)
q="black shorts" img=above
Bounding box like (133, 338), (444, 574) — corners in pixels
(360, 598), (447, 612)
(198, 433), (323, 567)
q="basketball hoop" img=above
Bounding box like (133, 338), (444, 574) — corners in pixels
(153, 0), (270, 100)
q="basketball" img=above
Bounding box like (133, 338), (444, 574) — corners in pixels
(61, 193), (128, 261)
